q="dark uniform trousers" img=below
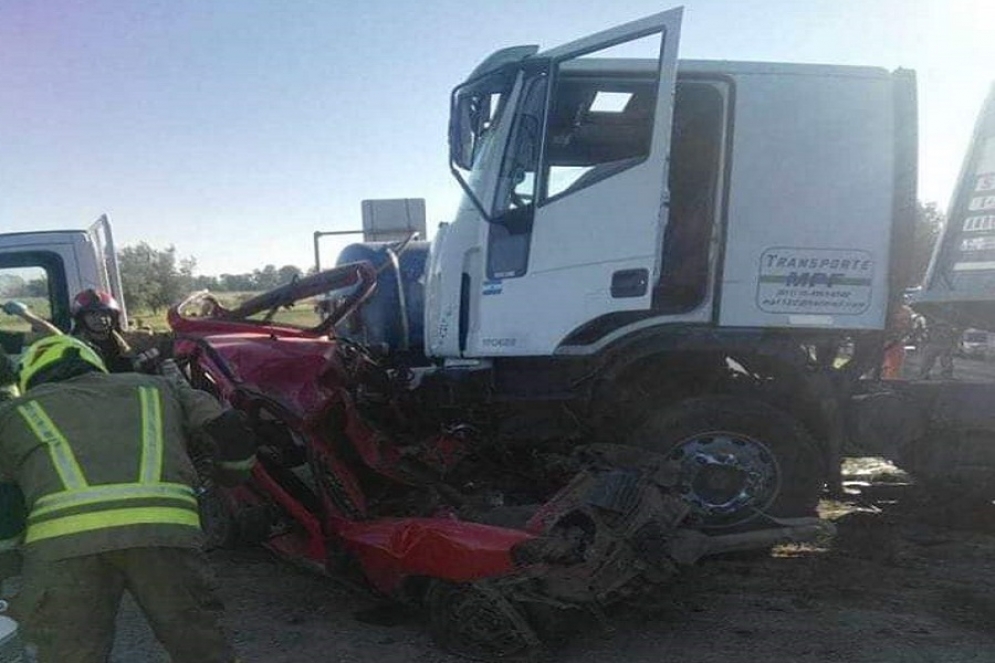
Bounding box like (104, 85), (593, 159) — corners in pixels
(16, 547), (234, 663)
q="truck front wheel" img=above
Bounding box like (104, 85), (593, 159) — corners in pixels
(627, 396), (822, 529)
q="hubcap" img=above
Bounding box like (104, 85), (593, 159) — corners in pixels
(668, 431), (780, 524)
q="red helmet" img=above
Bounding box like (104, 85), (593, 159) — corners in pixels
(71, 289), (121, 320)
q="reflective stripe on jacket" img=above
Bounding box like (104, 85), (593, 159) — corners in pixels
(19, 389), (200, 545)
(0, 372), (224, 561)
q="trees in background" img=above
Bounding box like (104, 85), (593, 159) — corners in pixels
(192, 265), (304, 292)
(907, 201), (945, 288)
(118, 243), (197, 313)
(0, 274), (47, 298)
(118, 242), (304, 311)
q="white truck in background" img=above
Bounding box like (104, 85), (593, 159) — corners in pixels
(0, 215), (127, 354)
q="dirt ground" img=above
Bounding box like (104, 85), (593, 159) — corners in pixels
(107, 457), (995, 663)
(105, 352), (995, 662)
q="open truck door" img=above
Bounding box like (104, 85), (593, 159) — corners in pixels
(917, 83), (995, 329)
(87, 214), (128, 329)
(456, 9), (683, 356)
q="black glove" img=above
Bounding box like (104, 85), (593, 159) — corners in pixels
(203, 410), (259, 470)
(132, 347), (162, 373)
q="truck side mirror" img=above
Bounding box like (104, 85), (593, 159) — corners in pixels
(449, 94), (490, 171)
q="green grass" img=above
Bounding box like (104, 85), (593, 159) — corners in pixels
(0, 292), (327, 335)
(127, 292), (325, 333)
(0, 297), (51, 334)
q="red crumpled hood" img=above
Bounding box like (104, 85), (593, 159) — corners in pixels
(177, 332), (340, 417)
(335, 516), (533, 592)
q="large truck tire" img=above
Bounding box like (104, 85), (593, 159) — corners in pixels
(627, 396), (823, 530)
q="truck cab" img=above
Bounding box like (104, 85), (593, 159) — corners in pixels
(420, 8), (914, 359)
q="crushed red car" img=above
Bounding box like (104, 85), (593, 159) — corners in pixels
(168, 264), (829, 659)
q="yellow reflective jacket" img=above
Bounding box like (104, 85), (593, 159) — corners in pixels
(0, 371), (226, 561)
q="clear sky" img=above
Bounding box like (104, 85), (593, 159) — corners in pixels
(1, 0), (992, 275)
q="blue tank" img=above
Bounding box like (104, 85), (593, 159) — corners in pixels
(335, 241), (429, 353)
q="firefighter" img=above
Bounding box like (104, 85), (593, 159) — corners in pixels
(1, 294), (119, 356)
(5, 293), (168, 374)
(68, 288), (134, 372)
(0, 335), (257, 663)
(0, 347), (25, 584)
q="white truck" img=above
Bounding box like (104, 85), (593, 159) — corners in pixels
(332, 7), (917, 528)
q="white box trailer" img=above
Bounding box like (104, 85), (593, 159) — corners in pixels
(916, 83), (995, 328)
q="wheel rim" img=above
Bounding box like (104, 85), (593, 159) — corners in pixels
(667, 430), (781, 525)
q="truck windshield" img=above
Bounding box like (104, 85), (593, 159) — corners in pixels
(449, 68), (518, 218)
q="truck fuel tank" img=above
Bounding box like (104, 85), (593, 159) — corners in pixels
(335, 241), (430, 354)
